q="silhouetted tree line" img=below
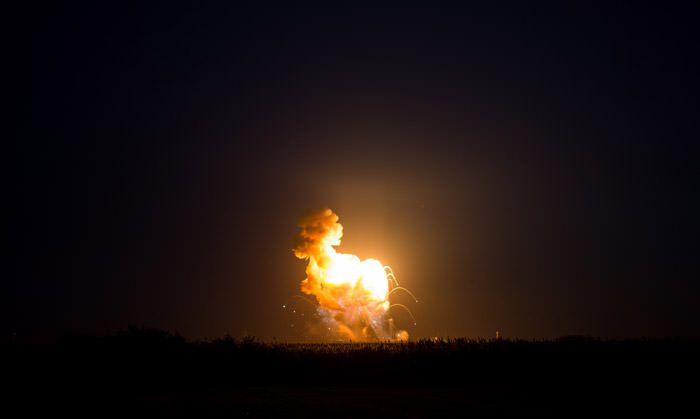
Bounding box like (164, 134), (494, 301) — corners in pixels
(4, 327), (698, 416)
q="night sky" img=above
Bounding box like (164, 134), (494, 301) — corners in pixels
(12, 4), (699, 342)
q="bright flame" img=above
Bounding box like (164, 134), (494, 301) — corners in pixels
(293, 208), (410, 341)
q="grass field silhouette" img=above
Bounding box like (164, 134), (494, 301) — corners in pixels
(6, 327), (697, 417)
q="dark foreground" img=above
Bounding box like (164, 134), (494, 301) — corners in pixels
(6, 329), (699, 417)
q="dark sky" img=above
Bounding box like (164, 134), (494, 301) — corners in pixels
(11, 3), (700, 341)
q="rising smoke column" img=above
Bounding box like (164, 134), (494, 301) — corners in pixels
(293, 208), (406, 341)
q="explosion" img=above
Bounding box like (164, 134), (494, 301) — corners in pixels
(292, 208), (415, 341)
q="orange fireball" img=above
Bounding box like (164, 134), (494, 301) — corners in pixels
(293, 208), (410, 341)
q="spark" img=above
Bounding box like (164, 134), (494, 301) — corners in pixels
(388, 287), (419, 303)
(384, 266), (400, 287)
(389, 303), (417, 326)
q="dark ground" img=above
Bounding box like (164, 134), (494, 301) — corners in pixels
(6, 328), (698, 417)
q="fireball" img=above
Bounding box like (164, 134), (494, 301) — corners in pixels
(292, 208), (415, 341)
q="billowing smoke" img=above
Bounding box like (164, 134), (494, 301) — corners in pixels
(293, 208), (410, 341)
